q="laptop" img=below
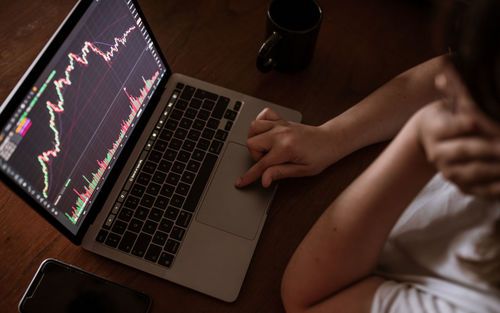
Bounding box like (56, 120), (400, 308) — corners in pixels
(0, 0), (301, 303)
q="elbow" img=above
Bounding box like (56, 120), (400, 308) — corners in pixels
(281, 273), (308, 313)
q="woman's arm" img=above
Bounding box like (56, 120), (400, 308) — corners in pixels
(237, 56), (445, 188)
(281, 105), (438, 313)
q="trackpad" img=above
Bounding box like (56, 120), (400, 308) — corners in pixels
(196, 142), (274, 240)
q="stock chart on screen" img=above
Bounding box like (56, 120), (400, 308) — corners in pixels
(0, 0), (166, 233)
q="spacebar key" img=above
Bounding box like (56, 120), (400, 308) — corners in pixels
(183, 153), (217, 212)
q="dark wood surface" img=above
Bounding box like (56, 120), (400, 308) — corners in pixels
(0, 0), (437, 312)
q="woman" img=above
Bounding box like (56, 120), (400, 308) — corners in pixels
(236, 0), (500, 311)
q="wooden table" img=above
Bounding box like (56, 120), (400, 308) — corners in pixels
(0, 0), (437, 312)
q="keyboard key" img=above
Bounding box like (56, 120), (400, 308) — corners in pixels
(202, 99), (215, 110)
(160, 184), (174, 197)
(165, 239), (180, 254)
(207, 118), (219, 129)
(137, 173), (152, 185)
(105, 233), (121, 248)
(118, 208), (134, 222)
(131, 184), (146, 197)
(180, 86), (195, 100)
(182, 140), (196, 152)
(193, 119), (205, 130)
(209, 140), (224, 155)
(187, 160), (200, 172)
(197, 109), (210, 121)
(179, 118), (193, 129)
(197, 139), (210, 151)
(187, 129), (201, 141)
(192, 149), (205, 161)
(176, 182), (190, 195)
(181, 171), (195, 184)
(145, 244), (162, 263)
(174, 128), (187, 140)
(215, 129), (228, 141)
(165, 206), (179, 220)
(96, 229), (108, 243)
(202, 128), (215, 140)
(112, 220), (127, 235)
(224, 120), (233, 131)
(170, 109), (183, 120)
(171, 194), (185, 208)
(146, 182), (161, 196)
(164, 149), (177, 161)
(184, 153), (217, 212)
(169, 138), (182, 150)
(224, 109), (237, 121)
(178, 150), (190, 162)
(142, 161), (157, 174)
(124, 195), (140, 209)
(118, 231), (137, 253)
(154, 139), (169, 152)
(128, 218), (144, 233)
(189, 98), (202, 109)
(194, 88), (218, 101)
(154, 196), (169, 209)
(176, 82), (184, 89)
(185, 108), (197, 119)
(148, 150), (162, 163)
(176, 211), (192, 228)
(167, 173), (180, 185)
(234, 101), (242, 111)
(132, 233), (152, 257)
(140, 194), (155, 208)
(175, 99), (188, 110)
(152, 171), (166, 184)
(152, 231), (169, 246)
(170, 227), (185, 241)
(212, 96), (229, 119)
(158, 160), (172, 172)
(143, 220), (158, 235)
(165, 119), (178, 130)
(172, 161), (185, 174)
(158, 252), (174, 268)
(134, 206), (149, 221)
(159, 129), (173, 141)
(149, 208), (163, 222)
(159, 218), (174, 233)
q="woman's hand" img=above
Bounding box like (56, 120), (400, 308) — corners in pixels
(236, 108), (339, 188)
(417, 72), (500, 198)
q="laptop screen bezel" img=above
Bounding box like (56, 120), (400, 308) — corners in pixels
(0, 0), (172, 244)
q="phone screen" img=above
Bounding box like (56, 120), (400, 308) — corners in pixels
(19, 259), (151, 313)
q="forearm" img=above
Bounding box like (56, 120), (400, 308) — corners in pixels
(321, 56), (445, 162)
(281, 112), (436, 312)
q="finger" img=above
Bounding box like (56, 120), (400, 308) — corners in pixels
(256, 107), (282, 121)
(432, 137), (500, 164)
(246, 131), (276, 160)
(248, 119), (276, 138)
(466, 181), (500, 199)
(441, 161), (500, 187)
(261, 163), (309, 187)
(235, 151), (287, 188)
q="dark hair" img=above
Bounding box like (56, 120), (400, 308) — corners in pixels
(445, 0), (500, 121)
(442, 0), (500, 288)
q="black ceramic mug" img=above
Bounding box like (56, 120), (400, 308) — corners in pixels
(256, 0), (322, 73)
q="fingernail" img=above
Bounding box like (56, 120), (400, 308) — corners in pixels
(235, 177), (243, 187)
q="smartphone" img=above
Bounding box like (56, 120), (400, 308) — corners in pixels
(19, 259), (151, 313)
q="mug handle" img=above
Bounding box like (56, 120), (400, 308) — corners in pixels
(256, 31), (282, 72)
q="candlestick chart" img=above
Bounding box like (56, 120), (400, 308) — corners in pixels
(2, 0), (165, 229)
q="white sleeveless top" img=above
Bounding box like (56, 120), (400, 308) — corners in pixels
(370, 174), (500, 313)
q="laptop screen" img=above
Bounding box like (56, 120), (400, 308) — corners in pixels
(0, 0), (168, 237)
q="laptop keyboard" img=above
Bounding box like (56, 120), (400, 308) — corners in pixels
(95, 82), (241, 268)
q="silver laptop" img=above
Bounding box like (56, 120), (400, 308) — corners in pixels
(0, 0), (300, 302)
